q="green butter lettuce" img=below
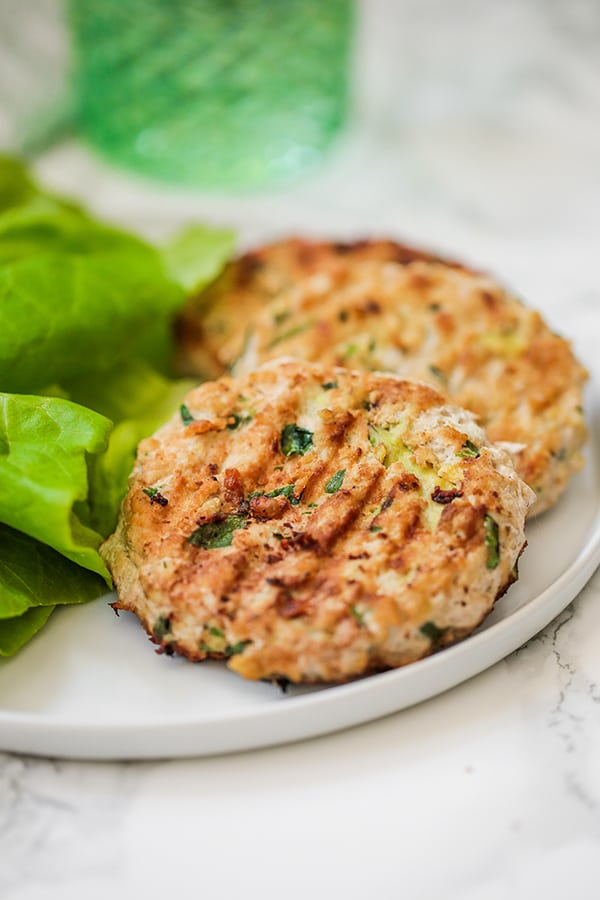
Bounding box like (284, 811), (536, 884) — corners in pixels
(0, 161), (172, 392)
(71, 360), (196, 536)
(0, 156), (236, 654)
(0, 524), (107, 656)
(0, 608), (54, 657)
(0, 155), (47, 214)
(66, 357), (196, 425)
(163, 224), (235, 293)
(0, 154), (82, 220)
(0, 212), (183, 393)
(0, 393), (112, 579)
(0, 162), (234, 394)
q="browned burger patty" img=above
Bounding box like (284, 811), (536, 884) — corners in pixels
(175, 237), (459, 381)
(175, 239), (587, 516)
(101, 360), (534, 683)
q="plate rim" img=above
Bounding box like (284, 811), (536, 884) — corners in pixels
(1, 399), (598, 759)
(0, 499), (598, 759)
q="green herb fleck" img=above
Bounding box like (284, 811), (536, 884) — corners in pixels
(457, 439), (481, 459)
(153, 616), (172, 640)
(188, 515), (247, 549)
(321, 381), (338, 390)
(273, 309), (290, 325)
(370, 525), (383, 533)
(429, 365), (446, 381)
(199, 638), (251, 657)
(226, 640), (251, 657)
(325, 469), (346, 493)
(420, 621), (447, 642)
(180, 404), (194, 426)
(267, 323), (311, 348)
(249, 484), (300, 505)
(265, 483), (301, 505)
(206, 625), (225, 639)
(483, 514), (500, 569)
(227, 411), (252, 430)
(281, 424), (314, 457)
(308, 502), (318, 509)
(350, 605), (366, 627)
(272, 532), (284, 540)
(143, 486), (168, 506)
(344, 343), (358, 358)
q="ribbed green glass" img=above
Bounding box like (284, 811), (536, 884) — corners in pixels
(68, 0), (353, 189)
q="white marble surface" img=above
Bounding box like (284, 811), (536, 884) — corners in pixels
(2, 0), (600, 897)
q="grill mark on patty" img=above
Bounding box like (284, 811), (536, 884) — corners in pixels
(103, 360), (535, 681)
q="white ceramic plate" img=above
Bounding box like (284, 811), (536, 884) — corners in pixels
(1, 398), (598, 761)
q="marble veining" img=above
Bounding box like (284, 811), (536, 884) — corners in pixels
(504, 576), (600, 830)
(0, 757), (145, 896)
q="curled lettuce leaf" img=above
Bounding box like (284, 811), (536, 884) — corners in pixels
(0, 157), (235, 653)
(0, 524), (107, 656)
(0, 155), (45, 214)
(0, 163), (234, 394)
(70, 360), (196, 536)
(162, 224), (235, 293)
(0, 608), (54, 657)
(67, 357), (196, 425)
(0, 215), (183, 393)
(0, 393), (112, 579)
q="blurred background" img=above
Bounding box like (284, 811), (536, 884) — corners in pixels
(0, 0), (598, 334)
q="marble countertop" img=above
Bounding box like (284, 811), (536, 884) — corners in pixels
(1, 0), (600, 897)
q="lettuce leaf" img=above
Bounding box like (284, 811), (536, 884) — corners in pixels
(0, 524), (107, 655)
(162, 224), (235, 293)
(0, 166), (236, 393)
(69, 360), (196, 536)
(0, 155), (43, 214)
(0, 157), (236, 654)
(0, 607), (54, 657)
(0, 202), (132, 264)
(0, 217), (184, 393)
(66, 357), (196, 425)
(0, 525), (108, 617)
(0, 393), (112, 579)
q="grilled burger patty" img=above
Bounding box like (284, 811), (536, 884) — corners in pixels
(175, 239), (587, 516)
(102, 360), (534, 683)
(175, 237), (458, 381)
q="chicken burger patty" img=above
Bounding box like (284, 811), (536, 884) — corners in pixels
(102, 360), (534, 683)
(175, 237), (458, 380)
(176, 240), (587, 515)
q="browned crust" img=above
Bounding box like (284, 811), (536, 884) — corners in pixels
(175, 239), (587, 515)
(174, 237), (463, 380)
(102, 360), (534, 683)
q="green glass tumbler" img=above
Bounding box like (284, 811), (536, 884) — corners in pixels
(68, 0), (354, 189)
